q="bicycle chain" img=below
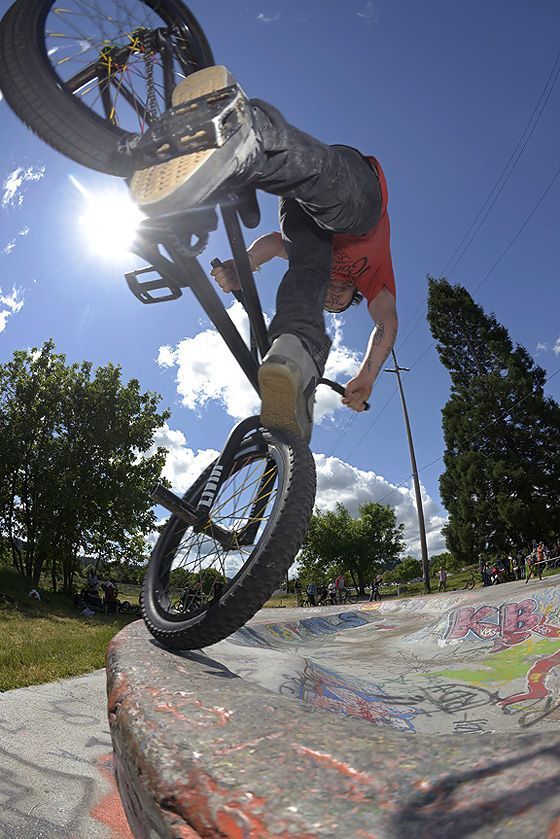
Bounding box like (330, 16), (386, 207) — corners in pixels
(142, 30), (158, 122)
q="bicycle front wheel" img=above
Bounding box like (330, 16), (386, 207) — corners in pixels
(0, 0), (213, 175)
(141, 429), (316, 650)
(345, 590), (358, 605)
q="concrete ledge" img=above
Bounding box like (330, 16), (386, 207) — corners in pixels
(107, 619), (560, 838)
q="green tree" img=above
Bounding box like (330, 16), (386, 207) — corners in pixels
(0, 340), (169, 592)
(427, 278), (560, 563)
(299, 501), (405, 593)
(429, 551), (462, 575)
(384, 555), (422, 584)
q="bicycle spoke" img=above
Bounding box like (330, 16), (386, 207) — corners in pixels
(151, 440), (287, 620)
(45, 0), (197, 134)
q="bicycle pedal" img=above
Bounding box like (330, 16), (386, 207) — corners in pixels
(125, 265), (182, 304)
(131, 84), (248, 169)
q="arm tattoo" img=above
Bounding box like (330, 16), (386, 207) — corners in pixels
(372, 320), (385, 346)
(366, 321), (388, 373)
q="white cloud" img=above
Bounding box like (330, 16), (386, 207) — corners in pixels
(314, 453), (447, 558)
(158, 301), (261, 420)
(143, 424), (447, 567)
(2, 226), (30, 256)
(152, 423), (219, 495)
(256, 11), (280, 23)
(534, 338), (560, 356)
(0, 286), (24, 333)
(356, 1), (378, 24)
(2, 166), (45, 209)
(158, 303), (361, 426)
(155, 308), (447, 556)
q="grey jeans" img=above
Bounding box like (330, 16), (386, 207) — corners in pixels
(238, 100), (382, 374)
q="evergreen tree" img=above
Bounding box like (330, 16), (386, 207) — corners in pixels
(427, 278), (560, 562)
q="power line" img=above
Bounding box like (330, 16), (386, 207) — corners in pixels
(373, 363), (560, 507)
(324, 48), (560, 481)
(443, 48), (560, 277)
(321, 152), (559, 488)
(408, 160), (560, 373)
(396, 47), (560, 353)
(318, 384), (399, 488)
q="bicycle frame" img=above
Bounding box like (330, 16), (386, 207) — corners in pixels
(125, 188), (358, 534)
(126, 190), (267, 391)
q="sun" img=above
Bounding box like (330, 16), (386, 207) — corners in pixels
(71, 176), (145, 257)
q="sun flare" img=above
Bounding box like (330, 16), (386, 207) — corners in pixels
(71, 176), (145, 257)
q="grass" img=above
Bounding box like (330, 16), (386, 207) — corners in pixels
(0, 568), (137, 692)
(3, 560), (557, 692)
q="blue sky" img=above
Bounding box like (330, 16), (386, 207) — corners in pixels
(1, 0), (559, 558)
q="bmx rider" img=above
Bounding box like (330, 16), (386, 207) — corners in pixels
(130, 66), (398, 443)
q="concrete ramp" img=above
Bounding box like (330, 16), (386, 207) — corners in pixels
(211, 578), (560, 735)
(107, 577), (560, 837)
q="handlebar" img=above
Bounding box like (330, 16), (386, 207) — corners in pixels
(318, 378), (370, 411)
(210, 258), (370, 411)
(211, 257), (245, 305)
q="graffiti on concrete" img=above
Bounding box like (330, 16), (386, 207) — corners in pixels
(445, 599), (560, 647)
(280, 659), (421, 732)
(232, 611), (388, 648)
(441, 597), (560, 721)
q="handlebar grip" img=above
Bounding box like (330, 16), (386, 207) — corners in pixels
(208, 269), (369, 413)
(318, 377), (370, 411)
(211, 257), (244, 304)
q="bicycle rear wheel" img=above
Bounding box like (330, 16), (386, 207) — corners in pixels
(0, 0), (213, 175)
(141, 429), (316, 650)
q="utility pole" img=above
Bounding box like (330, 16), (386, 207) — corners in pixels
(385, 350), (431, 593)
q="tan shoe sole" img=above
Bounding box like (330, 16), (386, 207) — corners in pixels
(129, 65), (234, 210)
(258, 361), (302, 437)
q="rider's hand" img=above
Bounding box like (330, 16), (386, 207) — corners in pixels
(210, 258), (241, 293)
(342, 374), (373, 412)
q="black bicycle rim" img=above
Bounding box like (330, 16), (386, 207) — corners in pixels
(35, 0), (213, 139)
(152, 439), (285, 624)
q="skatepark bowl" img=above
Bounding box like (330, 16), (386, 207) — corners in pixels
(107, 576), (560, 838)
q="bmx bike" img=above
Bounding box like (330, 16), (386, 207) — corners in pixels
(338, 588), (359, 605)
(0, 0), (369, 650)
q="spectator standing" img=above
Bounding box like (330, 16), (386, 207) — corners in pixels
(294, 579), (303, 607)
(482, 562), (492, 586)
(334, 572), (346, 604)
(327, 580), (337, 604)
(478, 554), (486, 586)
(369, 576), (382, 602)
(306, 581), (317, 606)
(536, 542), (546, 580)
(517, 550), (526, 579)
(437, 567), (447, 592)
(101, 580), (118, 615)
(512, 555), (520, 581)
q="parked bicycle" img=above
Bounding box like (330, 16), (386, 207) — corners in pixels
(338, 588), (359, 605)
(0, 0), (370, 650)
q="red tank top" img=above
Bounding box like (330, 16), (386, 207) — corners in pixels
(331, 156), (396, 304)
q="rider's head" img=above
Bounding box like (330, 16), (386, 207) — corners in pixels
(323, 280), (363, 313)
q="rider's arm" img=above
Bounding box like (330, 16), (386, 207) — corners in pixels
(247, 231), (287, 268)
(211, 231), (287, 293)
(342, 287), (398, 412)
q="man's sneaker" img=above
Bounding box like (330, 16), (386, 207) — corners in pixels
(129, 65), (259, 216)
(258, 335), (319, 444)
